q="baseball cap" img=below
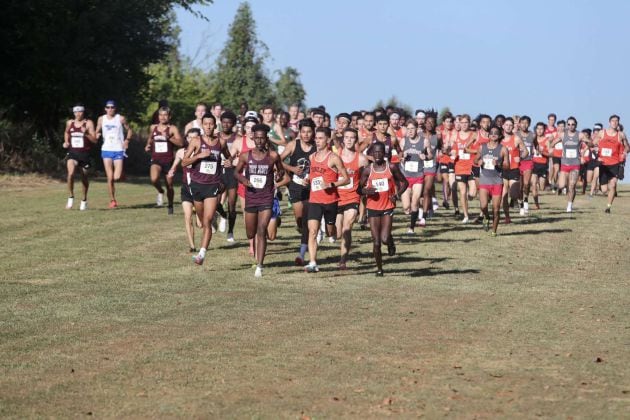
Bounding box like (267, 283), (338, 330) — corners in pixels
(105, 100), (116, 107)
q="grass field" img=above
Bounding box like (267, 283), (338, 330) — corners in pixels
(1, 174), (629, 418)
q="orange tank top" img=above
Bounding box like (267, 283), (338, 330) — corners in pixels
(532, 137), (549, 164)
(309, 151), (339, 204)
(503, 135), (520, 170)
(366, 162), (395, 211)
(453, 132), (474, 175)
(598, 130), (623, 166)
(338, 151), (361, 206)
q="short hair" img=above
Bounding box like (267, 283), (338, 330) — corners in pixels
(504, 117), (514, 124)
(336, 112), (352, 122)
(299, 118), (316, 130)
(557, 120), (566, 126)
(350, 111), (362, 118)
(252, 124), (270, 134)
(220, 110), (237, 123)
(158, 106), (171, 115)
(186, 127), (201, 137)
(202, 113), (216, 123)
(567, 116), (577, 125)
(520, 115), (531, 124)
(582, 128), (592, 136)
(315, 127), (332, 137)
(212, 102), (223, 108)
(262, 104), (274, 112)
(460, 114), (471, 122)
(547, 113), (557, 119)
(375, 114), (389, 124)
(311, 108), (325, 117)
(344, 128), (358, 137)
(406, 120), (418, 128)
(609, 114), (620, 121)
(363, 112), (375, 119)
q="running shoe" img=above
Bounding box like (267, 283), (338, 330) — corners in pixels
(167, 206), (174, 215)
(473, 215), (483, 224)
(156, 193), (164, 207)
(490, 232), (497, 237)
(66, 197), (74, 209)
(387, 242), (396, 257)
(604, 207), (611, 214)
(316, 230), (323, 244)
(406, 228), (414, 235)
(254, 266), (262, 278)
(504, 216), (511, 224)
(483, 218), (490, 232)
(219, 217), (227, 233)
(375, 270), (384, 277)
(454, 209), (460, 217)
(79, 200), (88, 211)
(192, 254), (204, 265)
(337, 261), (347, 271)
(328, 236), (336, 244)
(108, 200), (118, 209)
(418, 218), (426, 227)
(519, 208), (525, 216)
(295, 256), (304, 266)
(305, 262), (319, 273)
(227, 233), (235, 242)
(443, 200), (450, 210)
(432, 197), (439, 211)
(566, 203), (573, 213)
(189, 247), (197, 253)
(461, 217), (469, 224)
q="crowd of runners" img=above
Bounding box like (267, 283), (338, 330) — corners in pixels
(63, 101), (629, 277)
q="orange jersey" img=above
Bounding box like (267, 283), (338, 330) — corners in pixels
(439, 128), (455, 164)
(598, 130), (624, 166)
(309, 151), (339, 204)
(366, 162), (396, 211)
(453, 132), (474, 175)
(503, 135), (521, 170)
(532, 137), (549, 165)
(550, 131), (564, 158)
(338, 151), (361, 206)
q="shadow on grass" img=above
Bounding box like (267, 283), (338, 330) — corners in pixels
(387, 267), (481, 277)
(498, 228), (572, 236)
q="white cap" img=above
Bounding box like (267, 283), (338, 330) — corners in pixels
(245, 111), (258, 118)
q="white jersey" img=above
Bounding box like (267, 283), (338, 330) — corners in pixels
(191, 119), (205, 136)
(101, 114), (125, 152)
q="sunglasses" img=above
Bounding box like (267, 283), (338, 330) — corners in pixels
(105, 106), (115, 109)
(567, 123), (576, 126)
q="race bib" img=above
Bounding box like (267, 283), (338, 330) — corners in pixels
(292, 174), (308, 186)
(554, 142), (563, 150)
(339, 177), (354, 190)
(404, 161), (419, 172)
(458, 150), (471, 160)
(565, 149), (577, 159)
(483, 158), (495, 170)
(372, 178), (389, 192)
(105, 134), (117, 145)
(249, 174), (266, 189)
(601, 148), (612, 157)
(154, 141), (168, 153)
(424, 159), (434, 168)
(199, 161), (217, 175)
(311, 176), (324, 191)
(71, 134), (84, 148)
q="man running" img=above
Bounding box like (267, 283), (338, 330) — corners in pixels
(421, 112), (441, 223)
(531, 122), (550, 209)
(145, 106), (183, 213)
(517, 116), (535, 215)
(400, 120), (431, 232)
(360, 142), (408, 276)
(304, 127), (349, 273)
(184, 102), (208, 135)
(219, 111), (238, 238)
(594, 115), (629, 213)
(549, 117), (583, 212)
(63, 104), (96, 210)
(451, 114), (476, 223)
(234, 124), (289, 277)
(500, 118), (528, 223)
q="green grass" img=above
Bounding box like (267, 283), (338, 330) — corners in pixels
(1, 175), (629, 418)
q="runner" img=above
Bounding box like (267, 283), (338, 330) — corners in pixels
(531, 122), (550, 209)
(437, 114), (456, 212)
(234, 124), (289, 277)
(304, 127), (349, 273)
(550, 117), (583, 212)
(219, 111), (239, 239)
(475, 125), (509, 236)
(167, 128), (203, 252)
(470, 114), (491, 222)
(335, 128), (369, 269)
(333, 113), (351, 151)
(63, 104), (96, 210)
(184, 102), (207, 135)
(451, 114), (476, 223)
(359, 142), (408, 276)
(548, 118), (565, 193)
(288, 103), (300, 133)
(420, 112), (440, 223)
(144, 106), (183, 213)
(357, 112), (376, 228)
(281, 118), (316, 265)
(594, 115), (629, 213)
(364, 114), (402, 162)
(400, 120), (431, 232)
(182, 113), (232, 265)
(500, 118), (528, 223)
(95, 100), (133, 209)
(586, 123), (603, 197)
(579, 129), (596, 196)
(388, 112), (405, 141)
(517, 115), (535, 215)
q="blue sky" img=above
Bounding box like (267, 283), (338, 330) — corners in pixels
(176, 0), (630, 129)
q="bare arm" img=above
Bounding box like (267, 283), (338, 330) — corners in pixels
(233, 154), (250, 187)
(167, 148), (185, 178)
(182, 138), (207, 167)
(85, 120), (97, 143)
(330, 154), (349, 188)
(145, 124), (155, 152)
(63, 120), (71, 148)
(169, 126), (184, 147)
(390, 164), (409, 200)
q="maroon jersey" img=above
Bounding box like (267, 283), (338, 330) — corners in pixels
(150, 125), (174, 163)
(67, 120), (92, 153)
(191, 137), (223, 185)
(244, 151), (275, 207)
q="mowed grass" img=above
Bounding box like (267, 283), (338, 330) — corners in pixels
(1, 174), (629, 418)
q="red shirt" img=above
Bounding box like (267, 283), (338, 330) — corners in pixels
(366, 162), (395, 211)
(309, 151), (339, 204)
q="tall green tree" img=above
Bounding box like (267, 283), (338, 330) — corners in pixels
(438, 107), (452, 124)
(0, 0), (211, 140)
(211, 2), (275, 111)
(374, 96), (413, 117)
(274, 67), (306, 110)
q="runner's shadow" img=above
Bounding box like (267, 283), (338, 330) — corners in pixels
(498, 228), (572, 236)
(388, 267), (481, 277)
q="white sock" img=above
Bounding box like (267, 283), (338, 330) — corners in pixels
(199, 248), (207, 258)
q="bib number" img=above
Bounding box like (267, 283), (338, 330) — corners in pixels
(249, 174), (266, 189)
(371, 178), (389, 192)
(554, 142), (563, 150)
(458, 150), (471, 160)
(565, 149), (577, 159)
(311, 176), (324, 191)
(483, 158), (495, 170)
(154, 141), (168, 153)
(404, 161), (419, 172)
(105, 134), (117, 145)
(200, 161), (217, 175)
(424, 159), (434, 168)
(601, 148), (612, 157)
(292, 174), (308, 186)
(71, 134), (84, 148)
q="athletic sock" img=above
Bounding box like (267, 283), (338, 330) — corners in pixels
(228, 211), (237, 233)
(216, 203), (227, 219)
(199, 248), (207, 258)
(410, 211), (419, 228)
(299, 244), (308, 259)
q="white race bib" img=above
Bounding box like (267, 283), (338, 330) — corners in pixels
(292, 174), (308, 186)
(311, 176), (324, 191)
(404, 161), (419, 172)
(483, 158), (495, 170)
(554, 142), (563, 150)
(372, 178), (389, 192)
(565, 149), (577, 159)
(105, 134), (117, 145)
(424, 159), (434, 168)
(249, 174), (266, 189)
(601, 148), (612, 157)
(458, 150), (471, 160)
(339, 177), (354, 190)
(199, 161), (217, 175)
(71, 134), (84, 148)
(154, 142), (168, 153)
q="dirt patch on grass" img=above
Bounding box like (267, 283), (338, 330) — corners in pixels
(0, 173), (62, 189)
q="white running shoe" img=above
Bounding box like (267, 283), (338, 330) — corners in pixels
(519, 208), (525, 216)
(418, 218), (426, 227)
(316, 230), (323, 244)
(328, 236), (336, 244)
(461, 217), (469, 224)
(254, 266), (262, 278)
(219, 217), (227, 233)
(66, 197), (74, 209)
(406, 228), (414, 235)
(305, 262), (319, 273)
(432, 197), (439, 211)
(226, 233), (235, 242)
(524, 202), (529, 211)
(156, 193), (164, 207)
(79, 200), (87, 211)
(566, 203), (573, 213)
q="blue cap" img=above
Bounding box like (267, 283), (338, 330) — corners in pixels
(105, 100), (116, 107)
